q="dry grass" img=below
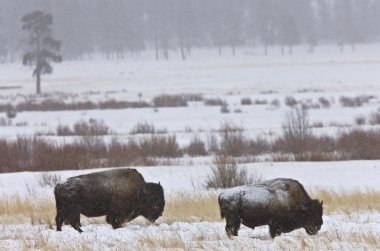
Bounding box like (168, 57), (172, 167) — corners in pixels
(0, 189), (378, 227)
(162, 192), (220, 223)
(312, 189), (380, 214)
(0, 190), (379, 250)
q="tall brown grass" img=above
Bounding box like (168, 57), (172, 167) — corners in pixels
(0, 189), (378, 226)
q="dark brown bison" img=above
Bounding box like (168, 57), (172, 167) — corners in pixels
(54, 168), (165, 232)
(218, 178), (323, 238)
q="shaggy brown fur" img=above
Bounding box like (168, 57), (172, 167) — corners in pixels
(54, 168), (165, 232)
(218, 178), (323, 238)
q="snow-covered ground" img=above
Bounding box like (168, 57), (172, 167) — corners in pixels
(1, 45), (380, 250)
(0, 161), (379, 250)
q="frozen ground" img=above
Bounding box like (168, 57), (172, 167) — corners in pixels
(1, 45), (380, 250)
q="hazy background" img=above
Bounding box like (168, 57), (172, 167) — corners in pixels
(0, 0), (379, 62)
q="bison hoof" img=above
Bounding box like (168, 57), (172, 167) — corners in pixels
(226, 229), (238, 237)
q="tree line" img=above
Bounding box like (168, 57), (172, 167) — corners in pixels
(0, 0), (380, 62)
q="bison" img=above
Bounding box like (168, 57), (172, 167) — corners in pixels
(218, 178), (323, 238)
(54, 168), (165, 232)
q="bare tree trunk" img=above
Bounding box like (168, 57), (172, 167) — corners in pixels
(36, 71), (41, 94)
(154, 28), (159, 61)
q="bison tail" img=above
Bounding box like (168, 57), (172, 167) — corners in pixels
(218, 194), (225, 219)
(54, 183), (62, 209)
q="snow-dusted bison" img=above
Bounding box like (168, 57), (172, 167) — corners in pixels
(54, 168), (165, 232)
(218, 178), (323, 238)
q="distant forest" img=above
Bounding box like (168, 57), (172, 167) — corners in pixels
(0, 0), (379, 61)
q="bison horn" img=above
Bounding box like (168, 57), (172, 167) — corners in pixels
(321, 200), (323, 206)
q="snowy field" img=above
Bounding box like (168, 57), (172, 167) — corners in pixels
(1, 45), (380, 250)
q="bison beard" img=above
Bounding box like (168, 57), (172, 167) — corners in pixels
(54, 168), (165, 232)
(218, 178), (323, 238)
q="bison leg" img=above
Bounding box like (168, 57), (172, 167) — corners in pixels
(55, 209), (64, 231)
(225, 214), (241, 237)
(67, 212), (83, 233)
(269, 223), (281, 238)
(106, 213), (124, 229)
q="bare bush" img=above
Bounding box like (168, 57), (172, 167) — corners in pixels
(247, 137), (271, 155)
(6, 105), (16, 119)
(369, 112), (380, 125)
(204, 98), (224, 106)
(337, 129), (380, 159)
(206, 133), (219, 153)
(0, 117), (12, 126)
(355, 116), (366, 125)
(99, 99), (151, 109)
(281, 107), (312, 155)
(285, 96), (298, 107)
(218, 123), (248, 156)
(339, 95), (375, 107)
(130, 121), (167, 134)
(253, 99), (268, 105)
(220, 102), (229, 113)
(204, 155), (260, 189)
(139, 135), (182, 158)
(57, 119), (110, 136)
(15, 99), (151, 112)
(270, 99), (281, 109)
(240, 97), (252, 105)
(182, 93), (204, 102)
(37, 173), (62, 187)
(153, 94), (188, 107)
(186, 136), (208, 157)
(318, 97), (331, 108)
(311, 121), (324, 128)
(56, 124), (71, 136)
(301, 100), (320, 110)
(73, 119), (110, 136)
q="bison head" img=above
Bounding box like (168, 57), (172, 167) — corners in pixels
(302, 199), (323, 235)
(141, 182), (165, 222)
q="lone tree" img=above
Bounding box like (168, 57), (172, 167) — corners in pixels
(21, 11), (61, 94)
